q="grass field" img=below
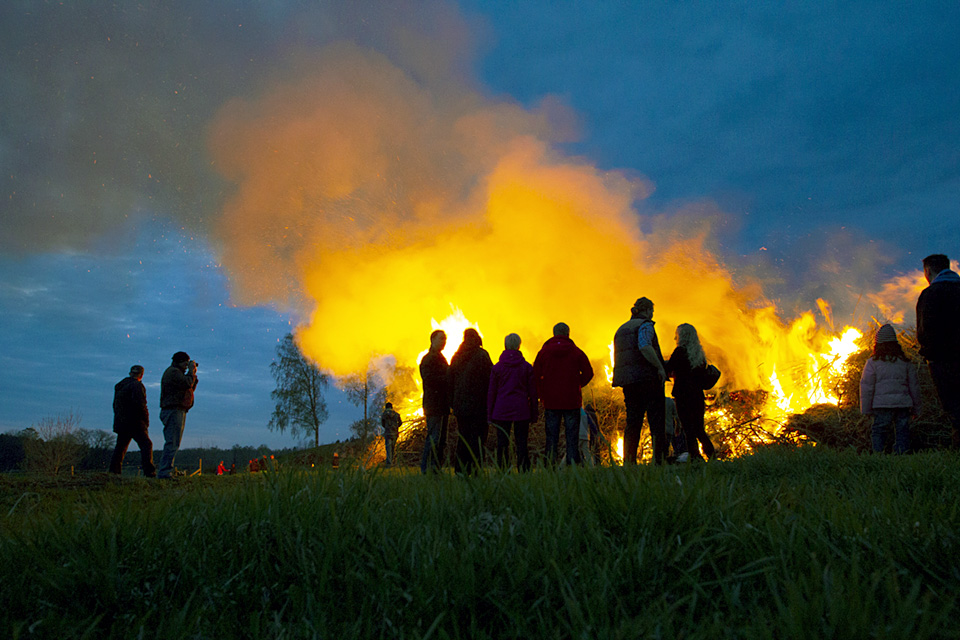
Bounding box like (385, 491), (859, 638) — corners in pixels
(1, 447), (958, 639)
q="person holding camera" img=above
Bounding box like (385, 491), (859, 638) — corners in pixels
(158, 351), (199, 479)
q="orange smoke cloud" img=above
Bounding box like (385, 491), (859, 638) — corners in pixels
(207, 39), (883, 415)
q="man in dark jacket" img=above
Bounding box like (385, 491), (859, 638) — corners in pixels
(612, 297), (668, 465)
(380, 401), (402, 467)
(419, 330), (450, 474)
(158, 351), (198, 479)
(109, 365), (156, 476)
(449, 328), (493, 475)
(533, 323), (594, 465)
(917, 253), (960, 447)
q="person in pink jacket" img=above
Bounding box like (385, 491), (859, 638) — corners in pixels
(860, 324), (921, 453)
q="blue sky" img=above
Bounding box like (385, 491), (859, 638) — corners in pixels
(2, 1), (958, 448)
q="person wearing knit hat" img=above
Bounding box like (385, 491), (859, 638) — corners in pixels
(859, 324), (920, 454)
(875, 324), (898, 345)
(157, 350), (199, 478)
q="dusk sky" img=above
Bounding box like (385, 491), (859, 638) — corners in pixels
(2, 1), (958, 449)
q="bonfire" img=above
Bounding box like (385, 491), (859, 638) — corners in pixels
(341, 310), (953, 469)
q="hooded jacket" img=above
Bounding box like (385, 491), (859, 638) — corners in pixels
(449, 336), (493, 418)
(113, 376), (149, 434)
(380, 407), (401, 439)
(533, 336), (594, 410)
(860, 357), (921, 414)
(487, 349), (538, 421)
(917, 269), (960, 361)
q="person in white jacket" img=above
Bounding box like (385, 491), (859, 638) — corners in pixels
(860, 324), (921, 453)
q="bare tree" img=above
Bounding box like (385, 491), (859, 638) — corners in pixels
(268, 333), (330, 448)
(77, 428), (116, 470)
(342, 370), (387, 444)
(22, 411), (84, 475)
(77, 428), (115, 450)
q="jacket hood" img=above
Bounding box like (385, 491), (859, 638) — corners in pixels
(932, 269), (960, 284)
(541, 336), (579, 352)
(497, 349), (528, 366)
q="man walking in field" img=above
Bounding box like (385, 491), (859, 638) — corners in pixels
(612, 297), (668, 465)
(420, 330), (450, 474)
(533, 322), (594, 465)
(158, 351), (198, 479)
(380, 401), (402, 467)
(917, 253), (960, 448)
(109, 364), (156, 477)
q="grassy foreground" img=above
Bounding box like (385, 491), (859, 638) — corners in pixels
(1, 448), (959, 639)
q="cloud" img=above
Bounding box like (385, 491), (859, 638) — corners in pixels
(0, 0), (478, 254)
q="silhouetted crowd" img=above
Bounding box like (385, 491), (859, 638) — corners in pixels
(412, 252), (960, 472)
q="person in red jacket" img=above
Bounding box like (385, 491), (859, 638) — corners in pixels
(533, 323), (594, 465)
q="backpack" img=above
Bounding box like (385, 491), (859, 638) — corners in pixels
(700, 364), (721, 390)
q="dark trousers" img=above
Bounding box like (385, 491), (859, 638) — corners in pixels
(929, 360), (960, 448)
(494, 420), (530, 471)
(622, 380), (667, 465)
(676, 395), (715, 460)
(384, 437), (397, 466)
(109, 429), (156, 476)
(454, 414), (489, 475)
(420, 414), (449, 474)
(544, 409), (582, 465)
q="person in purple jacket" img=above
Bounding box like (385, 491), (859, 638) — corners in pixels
(860, 324), (921, 454)
(488, 333), (538, 472)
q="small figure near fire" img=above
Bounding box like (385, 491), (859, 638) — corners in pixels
(859, 324), (920, 454)
(420, 330), (450, 474)
(582, 402), (603, 466)
(663, 396), (689, 463)
(612, 298), (668, 465)
(109, 364), (156, 477)
(449, 328), (493, 475)
(916, 253), (960, 448)
(533, 323), (594, 466)
(158, 351), (198, 480)
(488, 333), (538, 472)
(667, 323), (717, 462)
(380, 401), (402, 467)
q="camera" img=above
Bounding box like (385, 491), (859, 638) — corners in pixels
(189, 360), (199, 369)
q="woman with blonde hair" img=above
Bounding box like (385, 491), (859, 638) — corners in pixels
(666, 323), (716, 461)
